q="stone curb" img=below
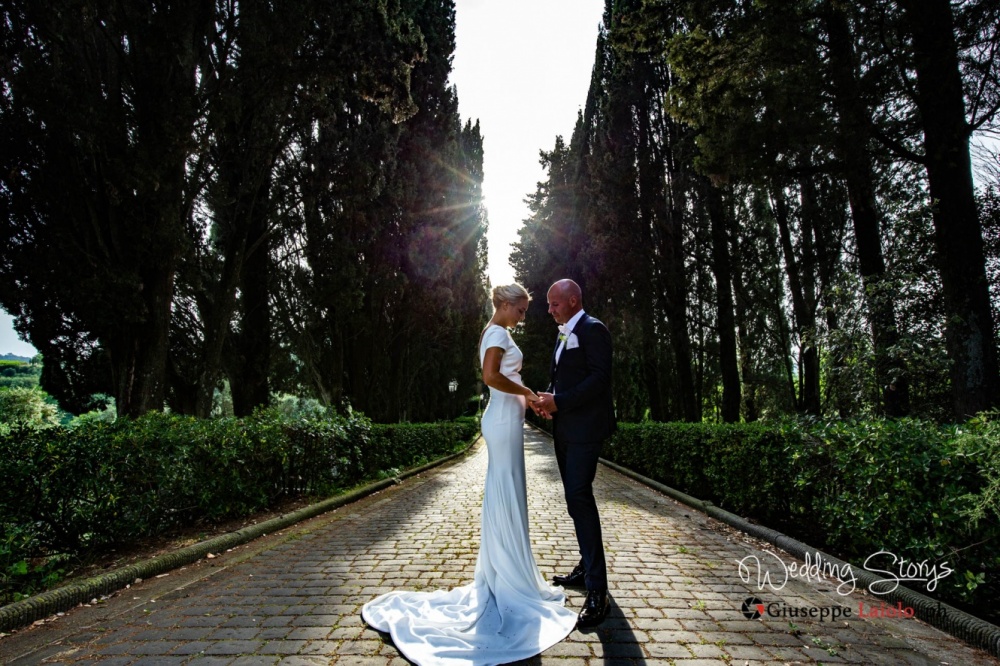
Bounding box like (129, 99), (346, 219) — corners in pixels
(598, 456), (1000, 660)
(0, 437), (481, 634)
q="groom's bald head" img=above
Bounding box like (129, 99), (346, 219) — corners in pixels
(551, 279), (582, 300)
(547, 279), (583, 324)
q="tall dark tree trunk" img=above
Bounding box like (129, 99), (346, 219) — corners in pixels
(734, 286), (758, 421)
(797, 175), (823, 415)
(636, 71), (668, 422)
(772, 181), (820, 414)
(346, 294), (374, 416)
(663, 124), (699, 422)
(899, 0), (999, 419)
(803, 175), (850, 415)
(730, 219), (759, 421)
(111, 264), (176, 418)
(194, 202), (247, 417)
(825, 3), (909, 416)
(230, 217), (271, 417)
(664, 194), (699, 422)
(705, 182), (741, 422)
(204, 143), (277, 417)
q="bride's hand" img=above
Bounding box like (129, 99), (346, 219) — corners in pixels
(525, 391), (540, 402)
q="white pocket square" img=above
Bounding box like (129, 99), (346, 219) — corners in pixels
(565, 334), (580, 350)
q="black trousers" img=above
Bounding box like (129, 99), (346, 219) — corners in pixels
(553, 436), (608, 591)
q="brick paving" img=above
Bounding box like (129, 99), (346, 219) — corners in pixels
(1, 425), (998, 665)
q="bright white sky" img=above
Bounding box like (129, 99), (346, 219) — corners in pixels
(451, 0), (605, 286)
(0, 313), (33, 357)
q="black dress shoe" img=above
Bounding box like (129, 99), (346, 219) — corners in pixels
(553, 564), (586, 588)
(577, 589), (610, 627)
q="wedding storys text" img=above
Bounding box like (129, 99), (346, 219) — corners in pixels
(736, 549), (953, 596)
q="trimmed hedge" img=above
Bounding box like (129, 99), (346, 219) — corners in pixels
(606, 421), (795, 523)
(0, 410), (479, 603)
(604, 417), (1000, 619)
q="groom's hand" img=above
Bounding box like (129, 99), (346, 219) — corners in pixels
(530, 403), (550, 419)
(536, 392), (558, 415)
(528, 401), (548, 418)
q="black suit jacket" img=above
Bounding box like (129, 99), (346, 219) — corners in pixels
(550, 313), (617, 443)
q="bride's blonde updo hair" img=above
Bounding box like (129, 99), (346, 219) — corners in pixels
(491, 283), (531, 310)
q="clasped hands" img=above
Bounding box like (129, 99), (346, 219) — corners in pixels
(527, 391), (557, 419)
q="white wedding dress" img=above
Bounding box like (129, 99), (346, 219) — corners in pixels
(362, 324), (577, 665)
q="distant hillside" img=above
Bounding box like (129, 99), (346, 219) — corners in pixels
(1, 353), (33, 363)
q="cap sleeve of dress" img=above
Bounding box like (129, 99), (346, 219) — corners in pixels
(481, 325), (509, 353)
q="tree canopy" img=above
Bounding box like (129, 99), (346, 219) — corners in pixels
(1, 0), (487, 421)
(514, 0), (1000, 423)
(3, 0), (997, 424)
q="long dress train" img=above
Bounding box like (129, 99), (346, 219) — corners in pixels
(362, 324), (577, 665)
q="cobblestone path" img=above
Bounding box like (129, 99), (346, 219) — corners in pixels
(1, 426), (997, 665)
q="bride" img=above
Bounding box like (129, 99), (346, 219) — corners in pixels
(362, 283), (578, 665)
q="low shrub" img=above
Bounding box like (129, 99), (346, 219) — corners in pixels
(0, 409), (478, 604)
(369, 416), (481, 475)
(604, 417), (1000, 620)
(0, 387), (60, 431)
(606, 421), (798, 524)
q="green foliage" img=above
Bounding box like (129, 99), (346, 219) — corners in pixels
(0, 523), (69, 603)
(960, 411), (1000, 528)
(1, 0), (483, 423)
(0, 376), (37, 390)
(0, 411), (479, 604)
(269, 0), (488, 424)
(784, 419), (986, 573)
(605, 417), (1000, 616)
(0, 360), (41, 391)
(369, 417), (480, 473)
(68, 395), (117, 428)
(512, 0), (1000, 423)
(607, 422), (797, 521)
(0, 387), (60, 431)
(0, 360), (36, 374)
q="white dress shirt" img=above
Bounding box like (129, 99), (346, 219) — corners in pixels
(555, 309), (586, 365)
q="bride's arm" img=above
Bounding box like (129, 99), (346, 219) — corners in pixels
(482, 346), (539, 401)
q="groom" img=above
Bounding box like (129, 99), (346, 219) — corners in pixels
(534, 279), (616, 628)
